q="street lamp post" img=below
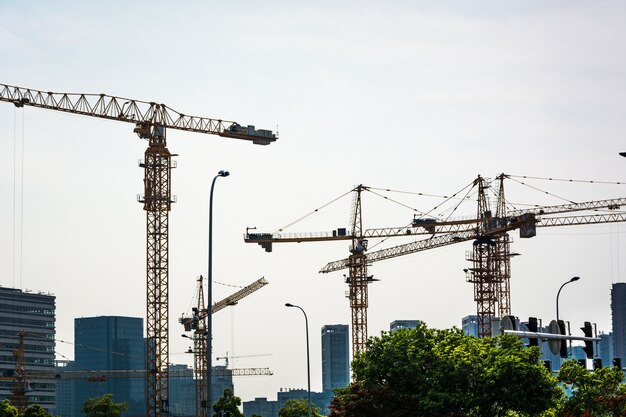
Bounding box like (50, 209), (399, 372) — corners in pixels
(556, 276), (580, 322)
(207, 170), (229, 417)
(285, 303), (312, 417)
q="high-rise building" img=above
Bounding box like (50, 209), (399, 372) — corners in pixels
(0, 287), (56, 412)
(54, 360), (74, 417)
(242, 397), (279, 417)
(599, 332), (614, 369)
(168, 364), (195, 417)
(321, 324), (349, 392)
(462, 315), (478, 337)
(612, 283), (626, 363)
(72, 316), (145, 417)
(277, 389), (331, 416)
(211, 364), (234, 407)
(390, 320), (421, 332)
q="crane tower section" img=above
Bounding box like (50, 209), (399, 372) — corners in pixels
(1, 83), (276, 417)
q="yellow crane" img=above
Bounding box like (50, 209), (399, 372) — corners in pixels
(246, 177), (626, 353)
(179, 276), (269, 416)
(0, 83), (276, 417)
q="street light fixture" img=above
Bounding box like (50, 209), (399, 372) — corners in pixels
(207, 170), (229, 416)
(556, 276), (580, 322)
(285, 303), (312, 417)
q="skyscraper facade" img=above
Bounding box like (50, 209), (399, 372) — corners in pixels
(242, 397), (278, 417)
(321, 324), (349, 392)
(599, 332), (614, 369)
(611, 283), (626, 363)
(168, 364), (195, 417)
(390, 320), (421, 332)
(0, 287), (56, 412)
(462, 315), (479, 337)
(72, 316), (145, 417)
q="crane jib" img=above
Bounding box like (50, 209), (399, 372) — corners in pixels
(0, 83), (277, 142)
(0, 82), (277, 417)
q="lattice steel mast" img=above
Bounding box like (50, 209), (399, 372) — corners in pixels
(346, 185), (370, 356)
(465, 176), (499, 338)
(179, 276), (268, 416)
(0, 83), (276, 417)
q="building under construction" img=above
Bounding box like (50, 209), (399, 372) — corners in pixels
(0, 286), (56, 412)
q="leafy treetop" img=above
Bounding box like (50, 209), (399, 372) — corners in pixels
(82, 394), (128, 417)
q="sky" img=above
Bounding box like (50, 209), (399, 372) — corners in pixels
(1, 0), (626, 403)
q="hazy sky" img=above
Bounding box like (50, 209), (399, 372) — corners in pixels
(1, 0), (626, 402)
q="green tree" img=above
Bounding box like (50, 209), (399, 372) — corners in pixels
(278, 399), (322, 417)
(212, 388), (243, 417)
(0, 400), (18, 417)
(557, 359), (626, 417)
(330, 324), (563, 417)
(82, 394), (128, 417)
(23, 404), (55, 417)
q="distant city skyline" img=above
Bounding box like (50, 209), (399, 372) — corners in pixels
(1, 280), (621, 417)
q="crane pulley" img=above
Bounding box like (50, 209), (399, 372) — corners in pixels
(1, 83), (277, 417)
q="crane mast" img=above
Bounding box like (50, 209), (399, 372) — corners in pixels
(494, 176), (512, 319)
(321, 179), (626, 338)
(10, 332), (28, 414)
(1, 83), (276, 417)
(179, 276), (268, 415)
(246, 176), (626, 352)
(138, 124), (173, 417)
(465, 176), (499, 338)
(347, 186), (370, 356)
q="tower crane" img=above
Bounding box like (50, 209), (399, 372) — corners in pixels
(0, 83), (276, 417)
(179, 276), (268, 416)
(246, 184), (418, 355)
(245, 177), (626, 353)
(10, 332), (28, 414)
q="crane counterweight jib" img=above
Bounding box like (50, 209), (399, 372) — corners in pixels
(219, 123), (277, 145)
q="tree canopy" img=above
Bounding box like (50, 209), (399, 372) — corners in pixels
(0, 400), (18, 417)
(212, 388), (243, 417)
(82, 394), (128, 417)
(330, 324), (562, 417)
(0, 401), (56, 417)
(22, 404), (54, 417)
(557, 359), (626, 417)
(278, 399), (323, 417)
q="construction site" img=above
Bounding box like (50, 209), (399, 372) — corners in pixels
(1, 2), (626, 417)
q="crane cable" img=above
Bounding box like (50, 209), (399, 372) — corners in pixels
(364, 179), (478, 251)
(506, 174), (626, 185)
(274, 188), (353, 233)
(367, 179), (478, 219)
(12, 107), (26, 289)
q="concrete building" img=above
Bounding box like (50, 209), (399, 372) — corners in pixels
(168, 364), (195, 417)
(599, 332), (614, 369)
(211, 364), (235, 408)
(389, 320), (421, 332)
(53, 360), (74, 417)
(71, 316), (145, 417)
(462, 315), (479, 337)
(242, 397), (279, 417)
(243, 390), (331, 417)
(0, 287), (56, 412)
(321, 324), (349, 392)
(612, 283), (626, 363)
(277, 389), (332, 416)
